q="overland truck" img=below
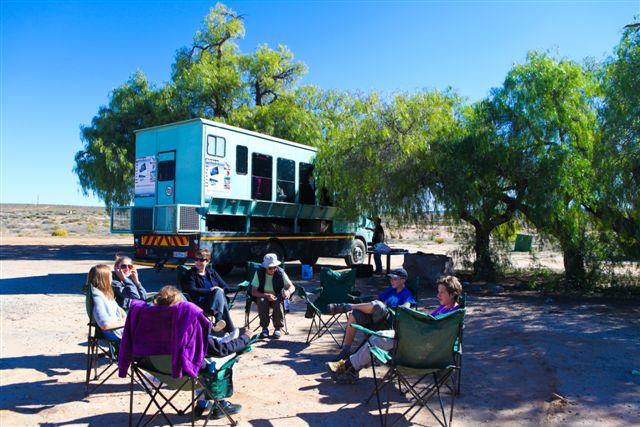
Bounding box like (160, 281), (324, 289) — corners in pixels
(110, 118), (373, 273)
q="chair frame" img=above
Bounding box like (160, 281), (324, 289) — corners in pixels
(363, 307), (466, 427)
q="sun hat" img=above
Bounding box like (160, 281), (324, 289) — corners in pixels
(262, 253), (280, 268)
(387, 267), (408, 279)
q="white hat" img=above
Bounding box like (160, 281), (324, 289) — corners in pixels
(262, 253), (280, 268)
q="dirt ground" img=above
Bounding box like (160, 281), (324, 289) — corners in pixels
(1, 236), (639, 426)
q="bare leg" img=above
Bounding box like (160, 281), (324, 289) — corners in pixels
(344, 313), (358, 347)
(348, 302), (374, 314)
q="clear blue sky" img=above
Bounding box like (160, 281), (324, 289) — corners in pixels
(1, 0), (638, 207)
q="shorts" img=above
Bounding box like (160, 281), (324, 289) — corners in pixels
(352, 300), (389, 326)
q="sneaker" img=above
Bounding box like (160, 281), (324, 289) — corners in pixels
(210, 400), (242, 420)
(326, 303), (352, 314)
(304, 305), (315, 319)
(259, 328), (269, 339)
(272, 329), (282, 339)
(332, 367), (359, 384)
(326, 358), (348, 374)
(193, 399), (212, 417)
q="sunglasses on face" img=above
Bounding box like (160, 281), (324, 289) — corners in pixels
(266, 266), (277, 270)
(120, 264), (133, 270)
(194, 258), (208, 263)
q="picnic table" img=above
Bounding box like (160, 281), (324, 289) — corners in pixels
(367, 248), (410, 274)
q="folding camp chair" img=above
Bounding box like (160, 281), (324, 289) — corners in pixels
(239, 261), (291, 334)
(364, 306), (465, 427)
(300, 267), (359, 346)
(451, 292), (467, 396)
(84, 286), (121, 395)
(128, 354), (241, 427)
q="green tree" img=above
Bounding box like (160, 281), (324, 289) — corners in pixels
(74, 72), (178, 207)
(590, 24), (640, 258)
(490, 52), (599, 286)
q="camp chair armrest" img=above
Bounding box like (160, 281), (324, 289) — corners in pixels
(224, 286), (239, 294)
(350, 324), (389, 338)
(236, 281), (250, 290)
(369, 345), (392, 364)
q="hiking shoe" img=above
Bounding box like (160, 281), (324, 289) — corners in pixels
(210, 400), (242, 420)
(193, 399), (212, 417)
(212, 319), (226, 333)
(326, 358), (348, 374)
(326, 303), (352, 314)
(304, 304), (315, 319)
(332, 367), (359, 384)
(259, 328), (269, 339)
(272, 329), (282, 339)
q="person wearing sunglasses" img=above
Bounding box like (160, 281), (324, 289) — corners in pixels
(182, 249), (236, 336)
(251, 253), (295, 339)
(112, 255), (148, 310)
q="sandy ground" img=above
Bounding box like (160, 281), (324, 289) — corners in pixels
(1, 236), (639, 426)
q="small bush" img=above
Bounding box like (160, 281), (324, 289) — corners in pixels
(86, 223), (96, 233)
(51, 227), (69, 237)
(434, 236), (445, 244)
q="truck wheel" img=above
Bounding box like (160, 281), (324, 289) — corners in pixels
(213, 263), (234, 276)
(265, 241), (285, 264)
(299, 256), (319, 266)
(344, 239), (366, 267)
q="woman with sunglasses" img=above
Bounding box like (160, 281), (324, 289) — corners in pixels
(112, 256), (148, 310)
(182, 249), (236, 336)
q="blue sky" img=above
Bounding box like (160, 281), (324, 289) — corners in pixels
(1, 0), (638, 207)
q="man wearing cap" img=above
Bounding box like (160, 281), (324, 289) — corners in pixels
(327, 267), (416, 360)
(251, 253), (296, 339)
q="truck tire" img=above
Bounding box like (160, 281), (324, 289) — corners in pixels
(299, 256), (319, 266)
(344, 239), (366, 267)
(213, 263), (234, 277)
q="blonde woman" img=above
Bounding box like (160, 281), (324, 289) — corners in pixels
(87, 264), (127, 340)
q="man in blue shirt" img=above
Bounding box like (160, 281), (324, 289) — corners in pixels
(327, 267), (416, 360)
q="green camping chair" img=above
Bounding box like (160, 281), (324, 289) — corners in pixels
(364, 306), (465, 427)
(451, 292), (467, 396)
(300, 267), (359, 346)
(128, 354), (243, 427)
(239, 261), (291, 334)
(84, 286), (122, 395)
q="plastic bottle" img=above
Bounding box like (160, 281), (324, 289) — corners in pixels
(283, 298), (290, 313)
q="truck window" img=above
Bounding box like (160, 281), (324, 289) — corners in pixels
(207, 135), (226, 157)
(157, 160), (175, 181)
(299, 162), (316, 205)
(236, 145), (248, 175)
(252, 153), (272, 201)
(276, 158), (295, 203)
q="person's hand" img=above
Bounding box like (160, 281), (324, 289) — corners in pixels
(282, 288), (291, 299)
(130, 267), (140, 284)
(266, 293), (277, 302)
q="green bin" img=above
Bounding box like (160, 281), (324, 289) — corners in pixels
(514, 234), (533, 252)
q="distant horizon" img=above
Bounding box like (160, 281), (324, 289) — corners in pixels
(2, 1), (638, 206)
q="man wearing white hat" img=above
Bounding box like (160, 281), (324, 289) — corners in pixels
(251, 253), (296, 339)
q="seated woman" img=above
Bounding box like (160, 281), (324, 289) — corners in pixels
(153, 285), (250, 419)
(327, 275), (463, 384)
(181, 249), (236, 335)
(87, 264), (127, 340)
(327, 267), (416, 360)
(111, 255), (148, 310)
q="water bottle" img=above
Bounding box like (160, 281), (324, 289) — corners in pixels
(283, 298), (290, 313)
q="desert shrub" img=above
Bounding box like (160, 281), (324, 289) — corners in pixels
(86, 223), (96, 233)
(434, 236), (445, 244)
(51, 227), (69, 237)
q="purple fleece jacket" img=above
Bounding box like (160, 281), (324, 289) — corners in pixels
(118, 300), (211, 379)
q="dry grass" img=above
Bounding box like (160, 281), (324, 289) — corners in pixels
(0, 204), (111, 237)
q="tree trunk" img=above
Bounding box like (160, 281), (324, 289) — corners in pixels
(473, 225), (496, 280)
(562, 244), (587, 287)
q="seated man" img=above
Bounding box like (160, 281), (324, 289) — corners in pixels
(182, 248), (236, 336)
(251, 253), (295, 339)
(328, 267), (416, 361)
(327, 276), (463, 383)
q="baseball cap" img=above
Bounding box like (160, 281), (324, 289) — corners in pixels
(387, 268), (408, 279)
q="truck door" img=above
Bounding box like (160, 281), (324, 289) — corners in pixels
(156, 151), (176, 205)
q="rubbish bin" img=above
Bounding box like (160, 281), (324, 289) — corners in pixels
(513, 234), (533, 252)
